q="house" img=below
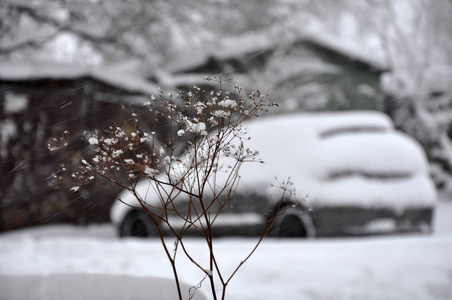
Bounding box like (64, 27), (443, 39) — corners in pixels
(165, 31), (388, 112)
(0, 61), (160, 231)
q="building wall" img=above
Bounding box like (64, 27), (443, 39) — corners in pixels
(0, 78), (148, 231)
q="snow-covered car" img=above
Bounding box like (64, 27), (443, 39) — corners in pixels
(110, 111), (436, 238)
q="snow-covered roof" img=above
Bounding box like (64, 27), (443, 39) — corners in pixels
(167, 29), (388, 73)
(299, 32), (389, 72)
(165, 31), (288, 73)
(0, 61), (159, 96)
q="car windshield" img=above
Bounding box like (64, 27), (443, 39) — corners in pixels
(318, 126), (388, 139)
(326, 170), (413, 180)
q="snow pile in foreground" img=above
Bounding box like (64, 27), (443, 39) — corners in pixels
(0, 273), (206, 300)
(0, 232), (451, 300)
(1, 200), (452, 300)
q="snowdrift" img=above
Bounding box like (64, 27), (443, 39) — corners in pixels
(0, 273), (206, 300)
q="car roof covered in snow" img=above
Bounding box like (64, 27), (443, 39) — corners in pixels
(235, 111), (436, 208)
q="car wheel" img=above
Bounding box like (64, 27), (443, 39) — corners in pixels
(274, 206), (316, 238)
(119, 210), (157, 238)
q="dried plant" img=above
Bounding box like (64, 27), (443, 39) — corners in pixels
(49, 75), (296, 300)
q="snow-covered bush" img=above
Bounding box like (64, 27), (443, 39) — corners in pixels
(49, 75), (293, 300)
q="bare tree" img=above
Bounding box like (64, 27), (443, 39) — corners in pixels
(49, 77), (294, 300)
(365, 0), (452, 191)
(0, 0), (168, 64)
(0, 0), (294, 65)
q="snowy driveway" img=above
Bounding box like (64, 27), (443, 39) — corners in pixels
(1, 201), (451, 300)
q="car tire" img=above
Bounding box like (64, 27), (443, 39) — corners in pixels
(119, 210), (157, 238)
(273, 206), (316, 238)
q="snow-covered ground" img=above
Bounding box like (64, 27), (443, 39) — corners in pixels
(1, 199), (451, 300)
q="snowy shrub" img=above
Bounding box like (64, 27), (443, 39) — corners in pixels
(49, 75), (294, 300)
